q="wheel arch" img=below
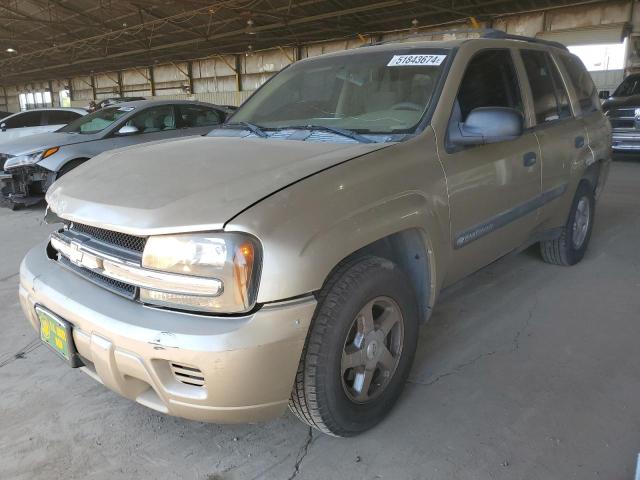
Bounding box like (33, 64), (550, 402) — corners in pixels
(322, 228), (437, 324)
(57, 157), (91, 178)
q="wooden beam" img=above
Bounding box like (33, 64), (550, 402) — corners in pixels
(48, 80), (54, 107)
(149, 66), (156, 96)
(117, 71), (124, 97)
(91, 75), (97, 100)
(234, 55), (242, 92)
(187, 61), (194, 94)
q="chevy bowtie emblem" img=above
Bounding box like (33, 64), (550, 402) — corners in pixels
(67, 241), (84, 265)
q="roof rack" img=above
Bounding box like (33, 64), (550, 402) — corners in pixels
(365, 28), (568, 51)
(481, 29), (568, 51)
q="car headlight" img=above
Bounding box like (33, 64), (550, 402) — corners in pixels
(4, 147), (59, 170)
(140, 232), (262, 313)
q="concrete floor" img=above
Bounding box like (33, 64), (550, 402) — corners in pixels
(1, 160), (639, 480)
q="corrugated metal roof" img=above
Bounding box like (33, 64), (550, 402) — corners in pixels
(0, 0), (616, 84)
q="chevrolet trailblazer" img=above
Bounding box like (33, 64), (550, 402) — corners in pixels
(19, 31), (611, 437)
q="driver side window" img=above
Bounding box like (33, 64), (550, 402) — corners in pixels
(447, 49), (523, 150)
(125, 105), (176, 134)
(457, 49), (523, 121)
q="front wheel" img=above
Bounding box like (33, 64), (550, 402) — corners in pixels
(540, 181), (595, 266)
(289, 256), (419, 437)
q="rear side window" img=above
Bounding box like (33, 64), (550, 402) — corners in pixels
(456, 49), (523, 121)
(3, 111), (44, 128)
(521, 50), (571, 124)
(46, 110), (82, 125)
(177, 105), (223, 128)
(559, 54), (599, 113)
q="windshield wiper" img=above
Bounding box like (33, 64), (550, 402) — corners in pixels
(223, 121), (268, 138)
(286, 125), (374, 143)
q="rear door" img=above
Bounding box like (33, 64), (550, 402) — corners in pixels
(176, 104), (225, 136)
(519, 49), (590, 225)
(437, 48), (542, 282)
(556, 53), (611, 195)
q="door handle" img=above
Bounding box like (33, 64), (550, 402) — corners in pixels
(575, 136), (585, 149)
(523, 151), (537, 167)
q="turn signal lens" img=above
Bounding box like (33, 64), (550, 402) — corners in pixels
(42, 147), (60, 159)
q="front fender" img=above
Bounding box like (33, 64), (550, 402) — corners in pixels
(38, 145), (98, 172)
(225, 130), (451, 304)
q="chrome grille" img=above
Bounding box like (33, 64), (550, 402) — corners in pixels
(170, 363), (205, 387)
(68, 222), (147, 253)
(59, 256), (136, 299)
(608, 108), (637, 129)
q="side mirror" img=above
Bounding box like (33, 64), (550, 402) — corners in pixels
(1, 123), (6, 132)
(116, 125), (139, 136)
(449, 107), (523, 147)
(598, 90), (610, 100)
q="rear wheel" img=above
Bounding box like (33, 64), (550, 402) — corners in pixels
(289, 256), (419, 437)
(540, 181), (595, 266)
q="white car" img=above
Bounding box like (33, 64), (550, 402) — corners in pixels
(0, 108), (88, 142)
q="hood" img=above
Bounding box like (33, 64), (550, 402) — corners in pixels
(602, 95), (640, 111)
(47, 136), (390, 235)
(0, 131), (97, 156)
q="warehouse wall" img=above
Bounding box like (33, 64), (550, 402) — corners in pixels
(9, 0), (637, 112)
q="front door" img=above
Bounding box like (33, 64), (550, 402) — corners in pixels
(437, 48), (542, 283)
(106, 104), (182, 150)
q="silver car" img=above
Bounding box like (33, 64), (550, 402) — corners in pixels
(0, 100), (234, 208)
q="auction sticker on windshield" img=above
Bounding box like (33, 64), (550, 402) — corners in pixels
(387, 54), (447, 66)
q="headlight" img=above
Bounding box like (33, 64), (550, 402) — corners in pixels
(140, 232), (262, 313)
(4, 147), (59, 170)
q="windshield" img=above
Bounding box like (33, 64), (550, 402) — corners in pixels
(58, 106), (133, 134)
(230, 48), (448, 135)
(613, 75), (640, 97)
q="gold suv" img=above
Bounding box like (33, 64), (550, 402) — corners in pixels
(19, 31), (611, 437)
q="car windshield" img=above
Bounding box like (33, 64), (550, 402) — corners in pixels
(58, 106), (133, 134)
(229, 48), (448, 136)
(613, 75), (640, 97)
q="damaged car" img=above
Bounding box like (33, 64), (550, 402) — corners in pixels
(0, 100), (234, 209)
(20, 33), (610, 437)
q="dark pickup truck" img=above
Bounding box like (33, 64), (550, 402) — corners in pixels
(602, 74), (640, 152)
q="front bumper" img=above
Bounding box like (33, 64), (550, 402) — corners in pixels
(611, 129), (640, 151)
(19, 243), (316, 423)
(1, 166), (52, 207)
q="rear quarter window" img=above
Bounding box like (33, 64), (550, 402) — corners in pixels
(558, 54), (599, 114)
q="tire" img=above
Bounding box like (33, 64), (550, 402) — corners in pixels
(540, 181), (595, 266)
(289, 255), (419, 437)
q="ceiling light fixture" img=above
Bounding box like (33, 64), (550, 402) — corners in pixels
(245, 18), (256, 35)
(410, 19), (419, 35)
(6, 47), (16, 53)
